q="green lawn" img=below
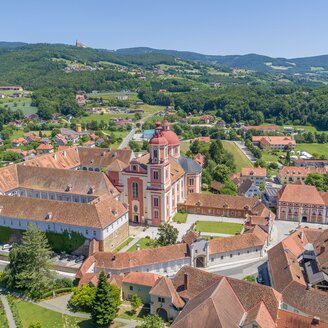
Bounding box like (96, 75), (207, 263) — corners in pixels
(261, 150), (284, 163)
(2, 99), (38, 116)
(292, 125), (318, 133)
(222, 141), (253, 171)
(79, 113), (134, 124)
(172, 212), (187, 223)
(296, 143), (328, 157)
(9, 298), (96, 328)
(194, 221), (243, 235)
(127, 237), (157, 252)
(114, 237), (134, 252)
(0, 299), (8, 328)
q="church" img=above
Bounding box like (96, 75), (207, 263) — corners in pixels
(113, 121), (203, 225)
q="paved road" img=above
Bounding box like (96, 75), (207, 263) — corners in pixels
(234, 140), (256, 163)
(1, 294), (16, 328)
(119, 128), (136, 149)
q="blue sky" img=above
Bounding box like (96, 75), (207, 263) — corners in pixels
(1, 0), (327, 58)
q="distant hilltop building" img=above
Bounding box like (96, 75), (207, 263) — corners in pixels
(76, 40), (87, 48)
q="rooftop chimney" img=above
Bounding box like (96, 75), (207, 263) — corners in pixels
(184, 273), (189, 290)
(300, 231), (304, 241)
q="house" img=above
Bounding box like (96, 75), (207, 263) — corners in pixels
(36, 143), (54, 154)
(252, 136), (296, 150)
(82, 140), (95, 148)
(40, 137), (51, 144)
(117, 93), (129, 101)
(238, 179), (261, 198)
(12, 137), (27, 148)
(192, 153), (205, 167)
(122, 272), (161, 303)
(76, 94), (86, 106)
(240, 167), (266, 186)
(54, 134), (68, 146)
(199, 115), (214, 124)
(292, 159), (328, 168)
(210, 180), (222, 193)
(268, 228), (328, 322)
(216, 119), (226, 127)
(25, 133), (39, 144)
(278, 166), (327, 184)
(277, 184), (328, 223)
(142, 129), (155, 140)
(262, 185), (282, 208)
(95, 138), (105, 147)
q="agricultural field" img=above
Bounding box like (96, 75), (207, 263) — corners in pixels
(222, 141), (253, 171)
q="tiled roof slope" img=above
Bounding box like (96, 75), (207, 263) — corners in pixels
(0, 193), (127, 229)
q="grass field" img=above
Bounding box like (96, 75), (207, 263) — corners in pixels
(296, 143), (328, 157)
(79, 113), (134, 123)
(127, 237), (157, 252)
(0, 299), (8, 328)
(114, 237), (134, 252)
(194, 221), (243, 235)
(292, 125), (318, 133)
(2, 99), (38, 116)
(222, 141), (253, 171)
(172, 212), (187, 223)
(10, 298), (96, 328)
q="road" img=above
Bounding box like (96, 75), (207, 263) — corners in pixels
(234, 140), (256, 163)
(118, 111), (160, 150)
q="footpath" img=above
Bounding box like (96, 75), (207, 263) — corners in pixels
(0, 293), (16, 328)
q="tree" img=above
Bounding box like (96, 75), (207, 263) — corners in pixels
(243, 275), (256, 283)
(28, 323), (42, 328)
(69, 284), (96, 312)
(141, 315), (165, 328)
(220, 180), (238, 195)
(91, 271), (118, 326)
(3, 223), (53, 299)
(255, 158), (267, 168)
(213, 164), (231, 183)
(131, 294), (142, 313)
(305, 173), (325, 191)
(157, 223), (178, 246)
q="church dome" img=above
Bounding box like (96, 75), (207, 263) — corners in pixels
(162, 121), (180, 145)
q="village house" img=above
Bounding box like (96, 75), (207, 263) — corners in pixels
(12, 137), (27, 148)
(292, 159), (328, 167)
(82, 140), (95, 148)
(278, 166), (328, 184)
(277, 184), (328, 223)
(238, 179), (262, 198)
(268, 228), (328, 322)
(36, 143), (54, 154)
(54, 134), (68, 146)
(252, 136), (296, 150)
(240, 167), (266, 186)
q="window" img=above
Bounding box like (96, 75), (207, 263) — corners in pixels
(153, 171), (159, 180)
(158, 297), (165, 303)
(132, 182), (139, 198)
(153, 149), (158, 159)
(93, 231), (96, 237)
(134, 205), (138, 212)
(221, 256), (224, 260)
(133, 165), (137, 171)
(129, 286), (133, 291)
(189, 178), (194, 186)
(154, 210), (159, 219)
(154, 197), (159, 207)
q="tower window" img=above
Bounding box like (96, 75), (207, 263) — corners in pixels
(153, 149), (158, 159)
(132, 182), (139, 198)
(154, 197), (159, 207)
(153, 171), (159, 180)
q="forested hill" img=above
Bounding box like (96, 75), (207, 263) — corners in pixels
(117, 47), (328, 74)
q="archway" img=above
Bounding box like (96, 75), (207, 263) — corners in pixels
(156, 308), (168, 322)
(195, 255), (206, 268)
(302, 216), (308, 223)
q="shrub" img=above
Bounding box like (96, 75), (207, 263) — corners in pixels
(68, 285), (96, 313)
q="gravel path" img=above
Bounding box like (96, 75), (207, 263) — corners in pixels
(0, 294), (16, 328)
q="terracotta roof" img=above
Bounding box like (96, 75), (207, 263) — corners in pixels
(0, 193), (127, 229)
(241, 167), (266, 177)
(282, 281), (328, 322)
(278, 184), (325, 205)
(161, 128), (180, 145)
(243, 301), (276, 328)
(278, 166), (326, 178)
(150, 276), (185, 309)
(122, 272), (161, 287)
(171, 277), (245, 328)
(91, 243), (189, 271)
(210, 180), (222, 191)
(268, 242), (306, 293)
(106, 158), (129, 172)
(255, 136), (296, 146)
(78, 147), (132, 168)
(183, 192), (259, 212)
(182, 230), (199, 245)
(209, 226), (267, 254)
(15, 165), (119, 197)
(37, 143), (53, 150)
(169, 157), (185, 183)
(276, 309), (328, 328)
(0, 165), (18, 192)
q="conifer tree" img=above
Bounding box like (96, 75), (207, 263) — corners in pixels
(91, 271), (117, 326)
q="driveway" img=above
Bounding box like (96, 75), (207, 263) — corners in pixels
(234, 141), (256, 162)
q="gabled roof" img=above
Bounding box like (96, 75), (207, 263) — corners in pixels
(122, 272), (161, 287)
(278, 184), (325, 205)
(243, 301), (276, 328)
(150, 276), (185, 309)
